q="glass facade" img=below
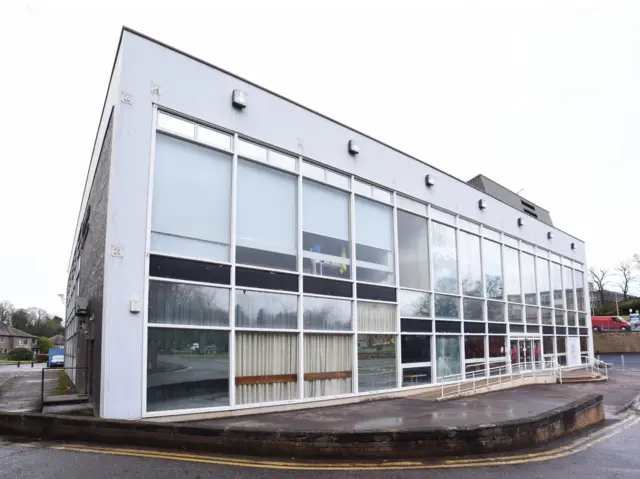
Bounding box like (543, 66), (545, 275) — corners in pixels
(144, 111), (591, 415)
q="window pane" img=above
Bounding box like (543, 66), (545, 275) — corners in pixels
(551, 263), (564, 308)
(483, 240), (503, 299)
(521, 253), (537, 305)
(358, 335), (396, 392)
(557, 337), (567, 354)
(436, 336), (462, 382)
(147, 328), (229, 412)
(543, 336), (554, 355)
(401, 318), (432, 332)
(401, 335), (431, 364)
(574, 270), (585, 311)
(236, 160), (297, 270)
(567, 312), (577, 326)
(235, 332), (298, 405)
(303, 296), (352, 331)
(504, 247), (521, 303)
(489, 336), (506, 358)
(396, 195), (427, 216)
(148, 281), (230, 327)
(399, 290), (431, 318)
(303, 180), (350, 279)
(402, 367), (432, 387)
(237, 139), (267, 161)
(157, 113), (195, 137)
(526, 306), (539, 324)
(397, 211), (429, 290)
(151, 134), (231, 262)
(508, 304), (523, 322)
(459, 231), (482, 297)
(578, 313), (586, 327)
(463, 298), (484, 321)
(432, 222), (458, 293)
(555, 310), (566, 325)
(355, 197), (394, 284)
(197, 126), (231, 150)
(304, 334), (353, 398)
(537, 258), (551, 307)
(357, 302), (397, 332)
(541, 308), (553, 325)
(464, 335), (485, 360)
(235, 290), (297, 329)
(487, 301), (505, 322)
(564, 266), (575, 310)
(434, 295), (459, 319)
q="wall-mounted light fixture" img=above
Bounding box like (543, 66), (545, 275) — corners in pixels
(424, 174), (435, 188)
(232, 89), (248, 109)
(571, 242), (576, 250)
(478, 199), (487, 210)
(547, 232), (554, 240)
(348, 140), (360, 156)
(517, 217), (524, 227)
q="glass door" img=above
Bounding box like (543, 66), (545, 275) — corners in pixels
(510, 340), (521, 373)
(519, 339), (532, 372)
(531, 339), (542, 370)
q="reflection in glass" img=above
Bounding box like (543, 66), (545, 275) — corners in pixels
(399, 290), (430, 318)
(483, 240), (503, 299)
(551, 263), (564, 308)
(459, 231), (482, 297)
(304, 296), (352, 331)
(358, 335), (396, 392)
(397, 211), (429, 290)
(574, 270), (585, 311)
(541, 308), (553, 325)
(526, 306), (539, 324)
(149, 281), (230, 327)
(555, 310), (566, 325)
(463, 298), (484, 321)
(543, 336), (554, 356)
(436, 336), (461, 382)
(401, 335), (432, 364)
(357, 302), (396, 332)
(402, 367), (432, 387)
(236, 290), (297, 329)
(564, 266), (575, 310)
(508, 304), (523, 322)
(489, 336), (506, 358)
(434, 295), (459, 319)
(235, 332), (298, 404)
(355, 197), (394, 284)
(537, 258), (551, 307)
(578, 313), (586, 327)
(432, 222), (458, 293)
(521, 253), (537, 305)
(487, 301), (505, 322)
(504, 247), (521, 303)
(147, 328), (229, 412)
(567, 312), (577, 326)
(302, 180), (350, 279)
(557, 337), (567, 354)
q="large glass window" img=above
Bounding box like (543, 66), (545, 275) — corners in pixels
(487, 301), (505, 322)
(302, 180), (350, 279)
(508, 304), (523, 322)
(504, 247), (521, 303)
(355, 197), (394, 284)
(401, 335), (432, 364)
(358, 302), (397, 332)
(574, 270), (585, 311)
(436, 336), (461, 382)
(235, 290), (297, 329)
(551, 262), (564, 308)
(236, 160), (297, 271)
(521, 253), (537, 305)
(151, 134), (232, 262)
(435, 295), (459, 319)
(483, 240), (503, 299)
(463, 298), (484, 321)
(564, 266), (575, 310)
(147, 328), (229, 412)
(304, 334), (352, 398)
(397, 211), (429, 290)
(358, 335), (396, 392)
(235, 332), (298, 405)
(399, 290), (431, 318)
(464, 336), (485, 360)
(537, 258), (551, 307)
(489, 336), (506, 358)
(303, 296), (352, 331)
(459, 231), (482, 297)
(432, 222), (458, 293)
(148, 281), (230, 327)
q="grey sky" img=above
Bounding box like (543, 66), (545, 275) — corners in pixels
(1, 0), (638, 317)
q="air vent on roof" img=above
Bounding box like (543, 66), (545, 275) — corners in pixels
(520, 199), (536, 211)
(523, 209), (538, 219)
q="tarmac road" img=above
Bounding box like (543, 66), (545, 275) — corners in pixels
(1, 410), (640, 478)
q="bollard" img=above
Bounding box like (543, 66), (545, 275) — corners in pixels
(31, 361), (34, 368)
(622, 354), (625, 371)
(17, 361), (20, 368)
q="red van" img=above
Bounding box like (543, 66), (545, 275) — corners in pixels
(591, 316), (631, 332)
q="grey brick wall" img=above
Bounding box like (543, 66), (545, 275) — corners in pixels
(76, 110), (113, 415)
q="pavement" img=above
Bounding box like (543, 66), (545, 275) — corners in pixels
(0, 364), (60, 413)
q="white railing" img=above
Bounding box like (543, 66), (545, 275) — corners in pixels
(588, 358), (609, 380)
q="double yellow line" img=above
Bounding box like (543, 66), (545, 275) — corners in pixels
(9, 414), (640, 471)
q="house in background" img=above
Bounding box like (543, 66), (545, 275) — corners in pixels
(0, 324), (38, 355)
(49, 335), (65, 348)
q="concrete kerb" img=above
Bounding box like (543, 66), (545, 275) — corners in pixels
(0, 394), (604, 459)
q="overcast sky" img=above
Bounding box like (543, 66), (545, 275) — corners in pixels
(1, 0), (639, 317)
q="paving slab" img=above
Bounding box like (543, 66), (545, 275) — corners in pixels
(193, 370), (640, 431)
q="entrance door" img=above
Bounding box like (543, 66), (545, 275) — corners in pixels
(567, 337), (581, 366)
(510, 338), (542, 372)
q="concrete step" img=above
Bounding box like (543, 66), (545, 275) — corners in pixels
(42, 394), (89, 407)
(42, 403), (93, 416)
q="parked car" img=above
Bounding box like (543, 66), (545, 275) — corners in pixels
(592, 315), (631, 332)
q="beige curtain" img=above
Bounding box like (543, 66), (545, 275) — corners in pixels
(304, 334), (352, 398)
(235, 332), (298, 405)
(358, 302), (396, 332)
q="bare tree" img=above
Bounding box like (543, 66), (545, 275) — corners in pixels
(589, 268), (609, 308)
(616, 261), (636, 301)
(0, 300), (14, 325)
